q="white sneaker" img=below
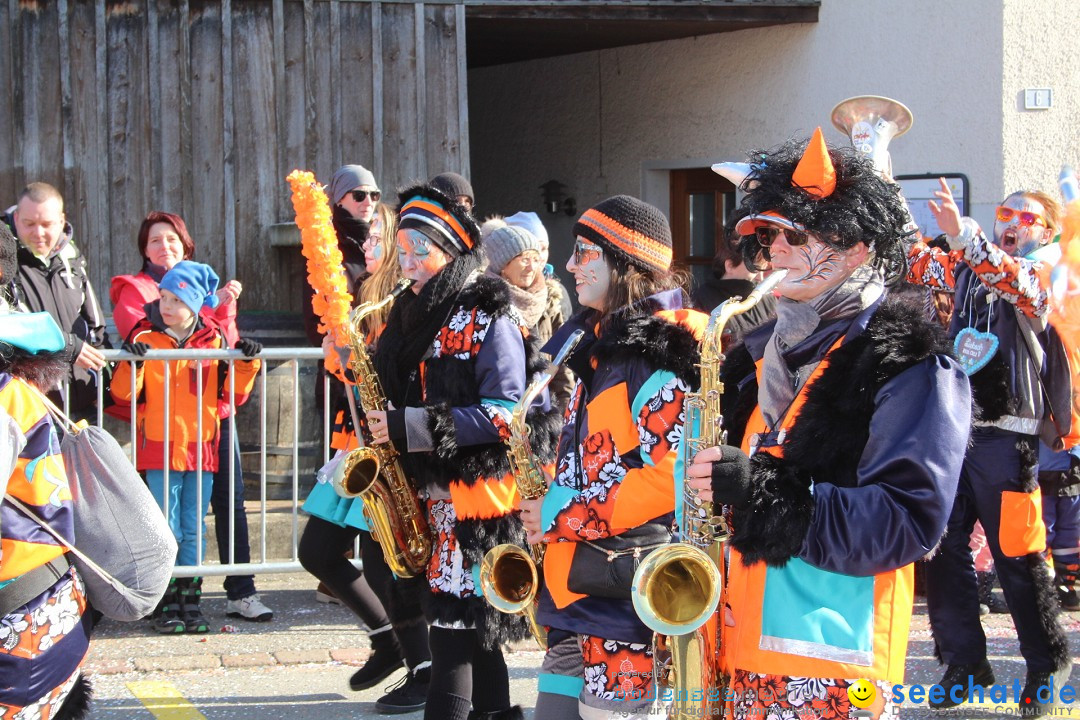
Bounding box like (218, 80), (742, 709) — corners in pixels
(226, 593), (274, 622)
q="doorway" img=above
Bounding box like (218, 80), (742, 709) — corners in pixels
(669, 168), (737, 291)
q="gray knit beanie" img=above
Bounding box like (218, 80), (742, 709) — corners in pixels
(484, 225), (540, 274)
(329, 164), (378, 205)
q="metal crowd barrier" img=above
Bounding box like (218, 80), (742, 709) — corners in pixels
(90, 347), (340, 578)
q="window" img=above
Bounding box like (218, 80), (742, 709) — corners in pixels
(669, 168), (737, 289)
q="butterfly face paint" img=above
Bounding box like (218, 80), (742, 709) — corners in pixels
(767, 231), (856, 302)
(397, 228), (450, 293)
(566, 237), (610, 311)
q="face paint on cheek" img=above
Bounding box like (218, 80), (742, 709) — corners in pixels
(778, 242), (847, 301)
(574, 252), (612, 310)
(795, 244), (844, 284)
(372, 244), (383, 261)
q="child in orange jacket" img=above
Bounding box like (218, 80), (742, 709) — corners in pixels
(111, 260), (260, 633)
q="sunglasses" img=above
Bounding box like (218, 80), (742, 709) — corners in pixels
(995, 206), (1046, 227)
(754, 225), (809, 248)
(573, 240), (602, 265)
(349, 189), (381, 203)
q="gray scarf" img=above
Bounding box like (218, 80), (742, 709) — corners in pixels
(759, 265), (884, 429)
(486, 268), (548, 329)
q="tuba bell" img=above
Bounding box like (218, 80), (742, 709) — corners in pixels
(830, 95), (913, 178)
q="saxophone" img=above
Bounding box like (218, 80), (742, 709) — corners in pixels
(479, 329), (585, 649)
(332, 277), (434, 579)
(631, 270), (787, 720)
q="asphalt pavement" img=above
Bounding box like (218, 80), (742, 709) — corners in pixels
(84, 572), (1080, 718)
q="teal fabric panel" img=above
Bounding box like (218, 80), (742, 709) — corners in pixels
(302, 481), (370, 531)
(760, 557), (875, 666)
(539, 672), (584, 698)
(541, 482), (579, 532)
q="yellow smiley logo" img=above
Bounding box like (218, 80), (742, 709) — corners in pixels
(848, 679), (876, 709)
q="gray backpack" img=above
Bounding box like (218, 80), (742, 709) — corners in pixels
(7, 398), (177, 621)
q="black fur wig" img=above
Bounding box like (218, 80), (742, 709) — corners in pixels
(731, 137), (916, 285)
(0, 341), (68, 390)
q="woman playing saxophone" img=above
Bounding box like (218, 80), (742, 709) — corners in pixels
(365, 182), (561, 720)
(519, 195), (709, 720)
(296, 177), (433, 713)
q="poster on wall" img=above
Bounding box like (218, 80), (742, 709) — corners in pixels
(894, 174), (970, 240)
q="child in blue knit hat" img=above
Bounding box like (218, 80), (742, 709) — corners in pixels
(111, 260), (263, 634)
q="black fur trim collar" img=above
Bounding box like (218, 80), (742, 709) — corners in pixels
(729, 298), (956, 567)
(591, 310), (701, 384)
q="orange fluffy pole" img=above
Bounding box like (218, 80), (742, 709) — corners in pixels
(287, 170), (354, 378)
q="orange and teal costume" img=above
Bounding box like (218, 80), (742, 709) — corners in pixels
(717, 299), (970, 719)
(1, 362), (91, 718)
(535, 290), (707, 718)
(909, 219), (1074, 685)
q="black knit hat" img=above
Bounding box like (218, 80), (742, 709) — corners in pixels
(429, 172), (474, 206)
(573, 195), (673, 273)
(397, 183), (480, 257)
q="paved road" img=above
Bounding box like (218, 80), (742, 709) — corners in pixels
(83, 572), (1080, 718)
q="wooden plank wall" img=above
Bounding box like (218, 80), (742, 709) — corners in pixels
(0, 0), (470, 316)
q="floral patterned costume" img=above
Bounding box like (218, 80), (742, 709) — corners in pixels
(373, 258), (562, 647)
(534, 290), (707, 719)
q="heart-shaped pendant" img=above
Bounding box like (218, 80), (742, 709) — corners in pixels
(953, 327), (999, 376)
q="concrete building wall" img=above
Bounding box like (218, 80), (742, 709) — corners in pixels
(1001, 0), (1080, 204)
(470, 0), (1079, 270)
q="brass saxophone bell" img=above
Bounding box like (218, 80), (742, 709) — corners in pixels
(333, 447), (380, 499)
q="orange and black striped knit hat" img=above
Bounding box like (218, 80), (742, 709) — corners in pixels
(573, 195), (672, 273)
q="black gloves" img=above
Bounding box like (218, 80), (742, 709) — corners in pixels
(710, 445), (753, 508)
(122, 340), (150, 357)
(235, 337), (262, 358)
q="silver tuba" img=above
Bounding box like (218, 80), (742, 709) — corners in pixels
(830, 95), (913, 178)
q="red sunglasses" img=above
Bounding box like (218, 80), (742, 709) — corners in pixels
(995, 206), (1046, 227)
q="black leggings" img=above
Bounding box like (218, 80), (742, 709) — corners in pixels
(360, 524), (426, 622)
(426, 626), (511, 720)
(298, 516), (389, 631)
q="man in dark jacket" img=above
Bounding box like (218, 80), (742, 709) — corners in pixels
(3, 182), (106, 419)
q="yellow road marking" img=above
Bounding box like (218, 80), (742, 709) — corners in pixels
(126, 680), (207, 720)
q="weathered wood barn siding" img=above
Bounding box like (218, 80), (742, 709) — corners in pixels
(0, 0), (469, 314)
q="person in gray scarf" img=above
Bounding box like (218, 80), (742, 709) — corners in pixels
(684, 131), (971, 719)
(483, 224), (573, 410)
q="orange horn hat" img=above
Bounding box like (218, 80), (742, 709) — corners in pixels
(791, 127), (836, 199)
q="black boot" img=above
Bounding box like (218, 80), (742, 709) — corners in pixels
(977, 569), (1010, 614)
(153, 578), (185, 634)
(1020, 659), (1074, 717)
(1053, 559), (1080, 611)
(375, 664), (429, 714)
(179, 577), (210, 634)
(929, 659), (995, 710)
(350, 627), (406, 691)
